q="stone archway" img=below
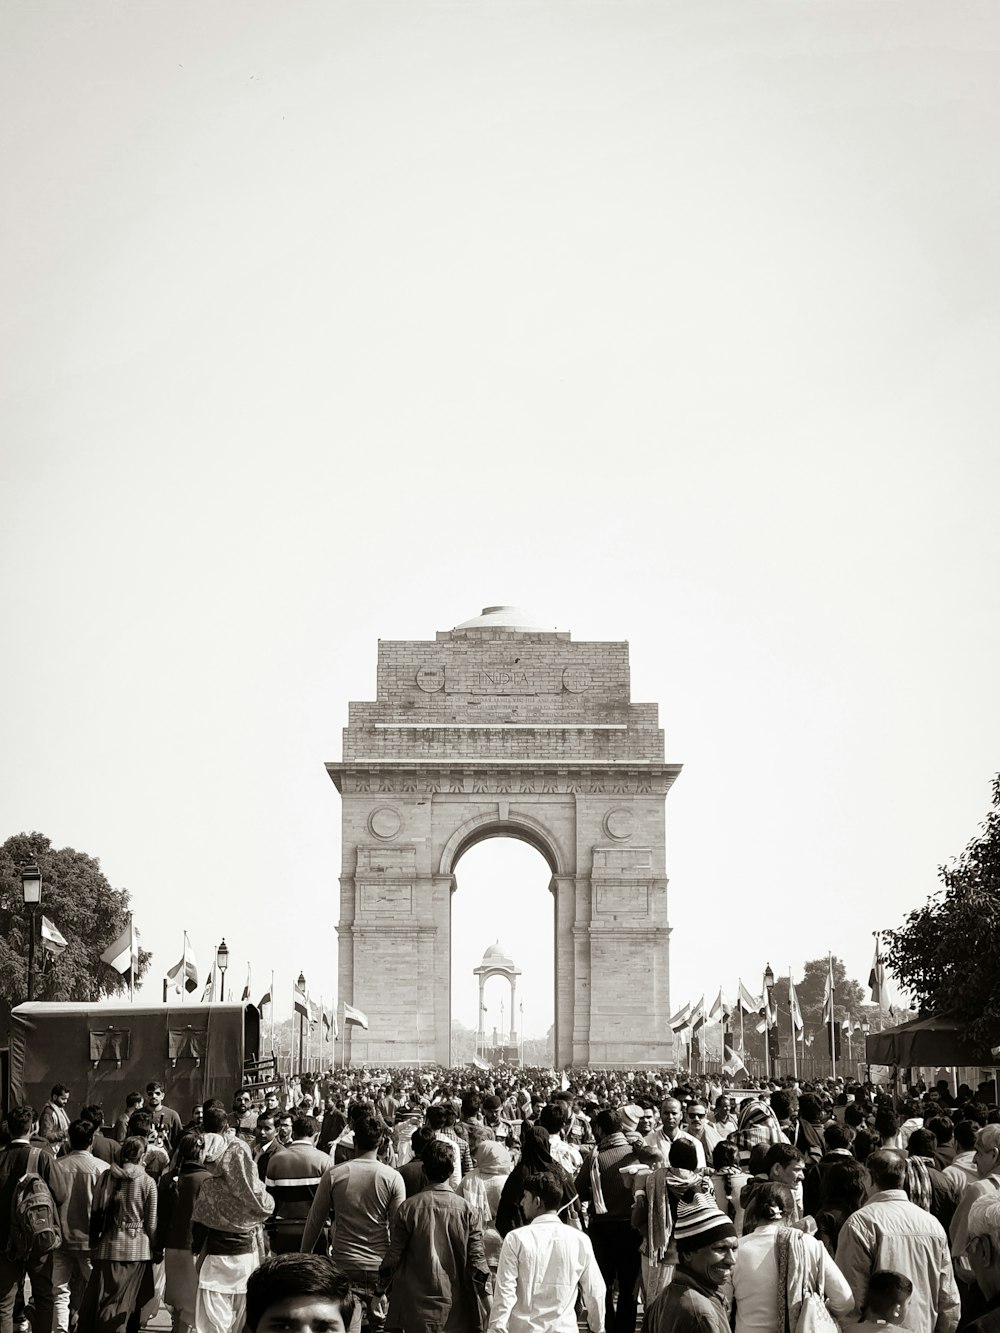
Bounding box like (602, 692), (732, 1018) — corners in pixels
(327, 605), (682, 1067)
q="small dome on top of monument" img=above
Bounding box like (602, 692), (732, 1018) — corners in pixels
(481, 940), (515, 967)
(454, 605), (551, 631)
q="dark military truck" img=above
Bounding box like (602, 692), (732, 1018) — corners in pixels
(5, 1001), (270, 1123)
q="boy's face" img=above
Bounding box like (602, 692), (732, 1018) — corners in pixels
(253, 1295), (347, 1333)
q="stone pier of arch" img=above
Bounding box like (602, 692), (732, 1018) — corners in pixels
(326, 606), (682, 1067)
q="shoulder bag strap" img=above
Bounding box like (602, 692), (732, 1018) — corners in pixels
(775, 1228), (792, 1333)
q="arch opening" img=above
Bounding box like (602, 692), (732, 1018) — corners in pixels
(449, 837), (555, 1066)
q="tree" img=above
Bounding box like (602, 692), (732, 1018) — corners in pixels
(0, 831), (151, 1007)
(885, 773), (1000, 1041)
(792, 958), (865, 1026)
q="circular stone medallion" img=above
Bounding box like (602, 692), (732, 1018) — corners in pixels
(604, 807), (636, 840)
(416, 666), (445, 693)
(562, 665), (591, 693)
(369, 807), (402, 840)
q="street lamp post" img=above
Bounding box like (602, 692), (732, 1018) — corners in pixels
(21, 864), (42, 1001)
(861, 1020), (871, 1086)
(216, 939), (229, 1003)
(297, 972), (306, 1073)
(763, 963), (775, 1081)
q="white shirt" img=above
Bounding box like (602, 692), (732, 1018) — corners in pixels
(643, 1127), (706, 1169)
(434, 1132), (462, 1189)
(488, 1212), (606, 1333)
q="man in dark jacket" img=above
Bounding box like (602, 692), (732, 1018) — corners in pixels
(380, 1140), (488, 1333)
(576, 1108), (640, 1333)
(645, 1194), (738, 1333)
(265, 1116), (330, 1253)
(0, 1105), (67, 1333)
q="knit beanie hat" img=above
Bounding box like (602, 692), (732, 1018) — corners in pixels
(619, 1104), (644, 1134)
(673, 1194), (737, 1253)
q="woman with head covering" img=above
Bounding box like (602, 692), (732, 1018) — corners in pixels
(457, 1141), (513, 1271)
(732, 1097), (786, 1167)
(81, 1135), (158, 1332)
(495, 1126), (578, 1236)
(190, 1132), (274, 1333)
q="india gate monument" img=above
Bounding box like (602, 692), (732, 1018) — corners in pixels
(326, 606), (682, 1067)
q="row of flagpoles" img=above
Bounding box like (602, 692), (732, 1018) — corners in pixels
(92, 924), (372, 1071)
(670, 936), (896, 1081)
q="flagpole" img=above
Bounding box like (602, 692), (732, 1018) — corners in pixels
(128, 914), (135, 1003)
(269, 970), (275, 1057)
(738, 979), (745, 1058)
(789, 964), (798, 1080)
(181, 932), (187, 1003)
(828, 953), (837, 1081)
(762, 970), (770, 1083)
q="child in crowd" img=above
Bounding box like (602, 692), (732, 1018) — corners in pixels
(855, 1271), (914, 1333)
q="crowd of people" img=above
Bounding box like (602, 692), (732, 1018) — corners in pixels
(2, 1066), (1000, 1333)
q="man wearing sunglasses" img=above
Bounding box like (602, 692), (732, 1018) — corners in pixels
(685, 1100), (724, 1160)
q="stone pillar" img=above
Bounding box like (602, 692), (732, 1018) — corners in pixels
(477, 975), (486, 1055)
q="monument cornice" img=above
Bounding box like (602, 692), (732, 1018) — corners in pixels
(327, 761), (682, 797)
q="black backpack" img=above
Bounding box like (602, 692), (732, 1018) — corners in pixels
(8, 1147), (62, 1263)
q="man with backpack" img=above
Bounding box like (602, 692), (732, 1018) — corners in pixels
(0, 1105), (67, 1333)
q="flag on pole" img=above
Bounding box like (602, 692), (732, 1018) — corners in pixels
(294, 977), (308, 1019)
(201, 969), (215, 1002)
(670, 1003), (692, 1033)
(788, 976), (804, 1032)
(40, 917), (68, 956)
(257, 988), (272, 1020)
(723, 1044), (746, 1076)
(308, 999), (320, 1029)
(322, 1008), (337, 1042)
(166, 935), (199, 994)
(708, 989), (731, 1023)
(869, 937), (891, 1010)
(344, 1002), (369, 1029)
(101, 920), (140, 977)
(737, 981), (762, 1014)
(689, 997), (707, 1032)
(241, 964), (251, 1003)
(471, 1055), (490, 1070)
(822, 956), (836, 1025)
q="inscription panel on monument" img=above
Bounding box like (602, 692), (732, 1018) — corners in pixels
(356, 847), (417, 876)
(592, 847), (653, 876)
(358, 883), (413, 915)
(594, 883), (649, 915)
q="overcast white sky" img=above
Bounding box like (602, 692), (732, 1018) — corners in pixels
(2, 1), (998, 1045)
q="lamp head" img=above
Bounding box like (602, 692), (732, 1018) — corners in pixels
(21, 864), (42, 906)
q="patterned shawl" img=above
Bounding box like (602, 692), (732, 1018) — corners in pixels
(191, 1137), (273, 1234)
(733, 1098), (785, 1165)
